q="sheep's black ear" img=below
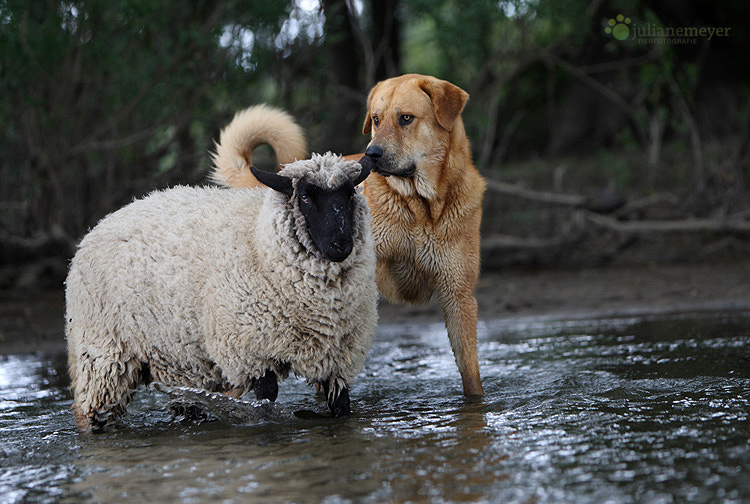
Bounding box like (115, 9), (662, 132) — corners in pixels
(250, 165), (293, 196)
(353, 156), (372, 186)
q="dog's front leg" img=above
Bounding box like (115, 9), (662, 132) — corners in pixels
(438, 283), (484, 396)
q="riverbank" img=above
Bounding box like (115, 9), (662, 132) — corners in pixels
(376, 260), (750, 325)
(3, 260), (750, 355)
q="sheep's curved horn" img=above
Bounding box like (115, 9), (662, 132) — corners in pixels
(353, 156), (372, 186)
(249, 165), (293, 196)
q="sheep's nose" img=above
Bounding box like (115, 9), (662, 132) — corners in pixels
(331, 238), (351, 253)
(327, 238), (353, 262)
(365, 145), (383, 160)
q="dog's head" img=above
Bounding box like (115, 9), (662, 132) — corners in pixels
(361, 74), (469, 198)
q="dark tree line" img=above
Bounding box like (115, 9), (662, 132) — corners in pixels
(1, 0), (749, 287)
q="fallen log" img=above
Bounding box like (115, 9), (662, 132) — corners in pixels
(585, 213), (750, 234)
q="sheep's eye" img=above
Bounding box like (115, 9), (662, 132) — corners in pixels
(399, 114), (413, 126)
(300, 194), (312, 205)
(372, 115), (380, 127)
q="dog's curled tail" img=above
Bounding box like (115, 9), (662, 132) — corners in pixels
(211, 104), (308, 188)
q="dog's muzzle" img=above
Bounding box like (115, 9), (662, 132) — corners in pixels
(364, 145), (416, 178)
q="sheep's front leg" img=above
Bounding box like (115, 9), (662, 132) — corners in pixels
(251, 370), (278, 401)
(322, 378), (350, 417)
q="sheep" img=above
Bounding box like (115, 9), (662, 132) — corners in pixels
(65, 153), (377, 433)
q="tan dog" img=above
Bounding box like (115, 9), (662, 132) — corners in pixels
(211, 74), (487, 396)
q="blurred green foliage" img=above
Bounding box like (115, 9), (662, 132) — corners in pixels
(1, 0), (748, 281)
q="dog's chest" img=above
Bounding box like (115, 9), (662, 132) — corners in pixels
(371, 220), (445, 304)
(373, 211), (445, 272)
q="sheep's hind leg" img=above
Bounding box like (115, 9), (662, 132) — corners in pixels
(72, 401), (120, 433)
(322, 378), (350, 417)
(70, 356), (144, 433)
(252, 370), (278, 401)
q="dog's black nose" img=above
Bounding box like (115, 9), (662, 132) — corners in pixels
(365, 145), (383, 159)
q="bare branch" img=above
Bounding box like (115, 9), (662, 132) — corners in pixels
(485, 178), (585, 207)
(543, 53), (636, 120)
(67, 126), (162, 154)
(613, 193), (679, 218)
(0, 225), (76, 258)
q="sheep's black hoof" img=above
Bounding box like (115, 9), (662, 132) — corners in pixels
(321, 379), (350, 417)
(330, 387), (350, 417)
(252, 370), (278, 401)
(328, 387), (351, 417)
(90, 405), (123, 433)
(90, 414), (108, 434)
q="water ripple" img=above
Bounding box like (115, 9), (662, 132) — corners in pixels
(1, 311), (749, 503)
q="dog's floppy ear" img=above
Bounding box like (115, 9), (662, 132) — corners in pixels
(362, 113), (373, 135)
(419, 77), (469, 131)
(249, 165), (293, 196)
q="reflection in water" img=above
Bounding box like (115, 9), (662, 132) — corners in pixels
(1, 311), (749, 503)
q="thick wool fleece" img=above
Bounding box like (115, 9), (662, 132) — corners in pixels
(66, 155), (377, 427)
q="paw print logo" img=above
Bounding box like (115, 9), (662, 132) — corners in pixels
(604, 14), (631, 41)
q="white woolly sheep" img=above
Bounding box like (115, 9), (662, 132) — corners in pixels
(65, 153), (377, 433)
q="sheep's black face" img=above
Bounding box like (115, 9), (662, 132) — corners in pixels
(296, 178), (356, 262)
(248, 162), (370, 263)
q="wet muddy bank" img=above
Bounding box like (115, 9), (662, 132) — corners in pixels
(3, 260), (750, 355)
(378, 260), (750, 326)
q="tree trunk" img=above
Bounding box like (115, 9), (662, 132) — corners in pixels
(370, 0), (400, 81)
(321, 0), (362, 154)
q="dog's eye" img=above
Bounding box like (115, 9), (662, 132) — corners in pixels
(372, 115), (380, 128)
(399, 114), (413, 126)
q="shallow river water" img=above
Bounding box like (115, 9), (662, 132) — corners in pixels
(1, 310), (749, 503)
